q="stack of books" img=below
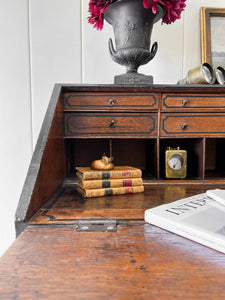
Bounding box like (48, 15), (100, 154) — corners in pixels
(76, 166), (144, 198)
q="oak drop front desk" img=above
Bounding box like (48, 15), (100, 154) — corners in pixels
(1, 84), (225, 299)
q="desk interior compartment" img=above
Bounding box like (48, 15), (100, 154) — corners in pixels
(159, 138), (204, 179)
(205, 138), (225, 179)
(66, 138), (158, 180)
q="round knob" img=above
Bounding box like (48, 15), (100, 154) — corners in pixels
(182, 123), (188, 130)
(108, 98), (115, 106)
(182, 99), (189, 107)
(109, 120), (116, 128)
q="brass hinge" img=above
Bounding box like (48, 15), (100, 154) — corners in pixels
(77, 218), (117, 232)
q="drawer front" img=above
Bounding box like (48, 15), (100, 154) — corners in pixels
(65, 113), (157, 137)
(162, 94), (225, 110)
(64, 93), (159, 111)
(161, 113), (225, 136)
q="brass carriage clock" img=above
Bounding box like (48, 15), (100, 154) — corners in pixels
(165, 147), (187, 179)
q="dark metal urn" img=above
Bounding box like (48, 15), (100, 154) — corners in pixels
(104, 0), (163, 85)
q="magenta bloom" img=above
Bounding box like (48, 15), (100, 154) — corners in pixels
(88, 0), (115, 30)
(88, 0), (187, 30)
(143, 0), (165, 13)
(143, 0), (187, 24)
(161, 0), (186, 24)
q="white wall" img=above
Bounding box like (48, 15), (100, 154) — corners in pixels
(1, 0), (225, 257)
(0, 0), (32, 257)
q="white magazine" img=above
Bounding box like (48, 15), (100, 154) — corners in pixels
(145, 190), (225, 254)
(206, 189), (225, 207)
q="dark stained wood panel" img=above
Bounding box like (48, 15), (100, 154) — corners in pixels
(15, 85), (67, 234)
(61, 84), (225, 94)
(1, 224), (225, 299)
(64, 113), (158, 137)
(64, 92), (159, 111)
(162, 93), (225, 111)
(161, 113), (225, 136)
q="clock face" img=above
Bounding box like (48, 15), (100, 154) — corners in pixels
(168, 153), (184, 170)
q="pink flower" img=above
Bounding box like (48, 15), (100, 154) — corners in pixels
(88, 0), (115, 30)
(143, 0), (186, 24)
(161, 0), (186, 24)
(88, 0), (187, 30)
(143, 0), (165, 14)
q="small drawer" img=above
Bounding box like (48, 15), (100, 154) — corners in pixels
(161, 113), (225, 136)
(162, 94), (225, 110)
(64, 113), (157, 137)
(64, 93), (159, 111)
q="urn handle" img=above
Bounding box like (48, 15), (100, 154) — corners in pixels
(150, 42), (158, 57)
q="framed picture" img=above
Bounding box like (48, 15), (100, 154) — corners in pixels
(201, 7), (225, 69)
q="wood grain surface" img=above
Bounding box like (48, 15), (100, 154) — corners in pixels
(1, 224), (225, 299)
(162, 93), (225, 111)
(29, 184), (225, 224)
(64, 92), (159, 111)
(64, 113), (157, 137)
(161, 113), (225, 136)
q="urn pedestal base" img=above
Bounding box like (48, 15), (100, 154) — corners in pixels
(114, 72), (153, 86)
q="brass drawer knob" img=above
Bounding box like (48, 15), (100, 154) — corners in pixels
(109, 120), (116, 128)
(182, 99), (189, 107)
(182, 123), (188, 130)
(108, 98), (115, 106)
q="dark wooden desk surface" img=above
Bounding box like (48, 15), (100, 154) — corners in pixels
(1, 223), (225, 299)
(7, 85), (225, 299)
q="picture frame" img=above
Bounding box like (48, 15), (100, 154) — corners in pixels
(200, 7), (225, 68)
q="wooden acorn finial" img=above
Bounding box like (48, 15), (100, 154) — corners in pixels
(91, 153), (114, 170)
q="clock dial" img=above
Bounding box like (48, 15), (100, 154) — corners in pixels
(168, 154), (184, 170)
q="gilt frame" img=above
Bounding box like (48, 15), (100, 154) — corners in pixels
(200, 7), (225, 68)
